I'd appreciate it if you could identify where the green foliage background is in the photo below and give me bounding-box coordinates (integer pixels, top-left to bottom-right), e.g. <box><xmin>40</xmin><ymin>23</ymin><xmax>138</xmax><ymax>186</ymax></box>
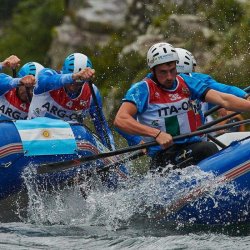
<box><xmin>0</xmin><ymin>0</ymin><xmax>64</xmax><ymax>64</ymax></box>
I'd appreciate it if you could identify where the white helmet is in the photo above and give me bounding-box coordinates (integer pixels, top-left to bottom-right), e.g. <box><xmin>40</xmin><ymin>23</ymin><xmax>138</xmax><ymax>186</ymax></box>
<box><xmin>147</xmin><ymin>42</ymin><xmax>179</xmax><ymax>69</ymax></box>
<box><xmin>191</xmin><ymin>54</ymin><xmax>197</xmax><ymax>66</ymax></box>
<box><xmin>176</xmin><ymin>48</ymin><xmax>194</xmax><ymax>73</ymax></box>
<box><xmin>62</xmin><ymin>53</ymin><xmax>92</xmax><ymax>74</ymax></box>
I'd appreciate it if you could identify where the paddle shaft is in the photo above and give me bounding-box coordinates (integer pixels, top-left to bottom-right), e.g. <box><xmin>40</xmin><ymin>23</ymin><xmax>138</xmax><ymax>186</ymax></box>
<box><xmin>88</xmin><ymin>80</ymin><xmax>113</xmax><ymax>150</ymax></box>
<box><xmin>12</xmin><ymin>68</ymin><xmax>17</xmax><ymax>77</ymax></box>
<box><xmin>98</xmin><ymin>150</ymin><xmax>145</xmax><ymax>173</ymax></box>
<box><xmin>207</xmin><ymin>134</ymin><xmax>226</xmax><ymax>148</ymax></box>
<box><xmin>198</xmin><ymin>99</ymin><xmax>248</xmax><ymax>149</ymax></box>
<box><xmin>38</xmin><ymin>150</ymin><xmax>145</xmax><ymax>174</ymax></box>
<box><xmin>198</xmin><ymin>111</ymin><xmax>242</xmax><ymax>130</ymax></box>
<box><xmin>37</xmin><ymin>118</ymin><xmax>250</xmax><ymax>172</ymax></box>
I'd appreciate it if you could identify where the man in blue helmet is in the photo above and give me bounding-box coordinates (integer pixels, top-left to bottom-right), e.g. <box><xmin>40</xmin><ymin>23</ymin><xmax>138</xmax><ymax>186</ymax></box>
<box><xmin>28</xmin><ymin>53</ymin><xmax>115</xmax><ymax>150</ymax></box>
<box><xmin>114</xmin><ymin>42</ymin><xmax>250</xmax><ymax>169</ymax></box>
<box><xmin>0</xmin><ymin>62</ymin><xmax>44</xmax><ymax>120</ymax></box>
<box><xmin>0</xmin><ymin>55</ymin><xmax>20</xmax><ymax>71</ymax></box>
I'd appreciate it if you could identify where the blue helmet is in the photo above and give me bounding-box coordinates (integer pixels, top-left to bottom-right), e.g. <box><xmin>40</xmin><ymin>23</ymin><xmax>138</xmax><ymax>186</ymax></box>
<box><xmin>62</xmin><ymin>53</ymin><xmax>93</xmax><ymax>74</ymax></box>
<box><xmin>18</xmin><ymin>62</ymin><xmax>44</xmax><ymax>79</ymax></box>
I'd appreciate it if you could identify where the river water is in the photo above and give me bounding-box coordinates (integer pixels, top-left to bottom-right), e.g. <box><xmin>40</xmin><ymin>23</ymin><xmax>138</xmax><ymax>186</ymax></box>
<box><xmin>0</xmin><ymin>165</ymin><xmax>249</xmax><ymax>250</ymax></box>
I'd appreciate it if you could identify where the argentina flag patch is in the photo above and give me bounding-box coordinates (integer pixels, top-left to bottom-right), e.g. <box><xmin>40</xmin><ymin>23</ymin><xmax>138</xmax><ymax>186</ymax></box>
<box><xmin>15</xmin><ymin>117</ymin><xmax>77</xmax><ymax>156</ymax></box>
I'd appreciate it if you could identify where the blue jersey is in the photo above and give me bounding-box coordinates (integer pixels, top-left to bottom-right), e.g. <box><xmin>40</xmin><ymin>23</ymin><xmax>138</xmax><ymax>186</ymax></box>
<box><xmin>191</xmin><ymin>72</ymin><xmax>247</xmax><ymax>110</ymax></box>
<box><xmin>0</xmin><ymin>73</ymin><xmax>20</xmax><ymax>95</ymax></box>
<box><xmin>119</xmin><ymin>72</ymin><xmax>248</xmax><ymax>150</ymax></box>
<box><xmin>31</xmin><ymin>68</ymin><xmax>116</xmax><ymax>150</ymax></box>
<box><xmin>191</xmin><ymin>72</ymin><xmax>246</xmax><ymax>98</ymax></box>
<box><xmin>118</xmin><ymin>73</ymin><xmax>210</xmax><ymax>156</ymax></box>
<box><xmin>0</xmin><ymin>74</ymin><xmax>29</xmax><ymax>120</ymax></box>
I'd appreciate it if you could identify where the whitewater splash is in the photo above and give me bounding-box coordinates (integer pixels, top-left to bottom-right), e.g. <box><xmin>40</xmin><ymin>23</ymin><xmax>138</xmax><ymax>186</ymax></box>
<box><xmin>20</xmin><ymin>163</ymin><xmax>248</xmax><ymax>229</ymax></box>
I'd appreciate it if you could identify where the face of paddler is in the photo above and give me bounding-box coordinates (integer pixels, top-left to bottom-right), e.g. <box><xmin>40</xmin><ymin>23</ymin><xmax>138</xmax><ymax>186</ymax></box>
<box><xmin>17</xmin><ymin>85</ymin><xmax>33</xmax><ymax>103</ymax></box>
<box><xmin>153</xmin><ymin>61</ymin><xmax>177</xmax><ymax>88</ymax></box>
<box><xmin>65</xmin><ymin>81</ymin><xmax>84</xmax><ymax>94</ymax></box>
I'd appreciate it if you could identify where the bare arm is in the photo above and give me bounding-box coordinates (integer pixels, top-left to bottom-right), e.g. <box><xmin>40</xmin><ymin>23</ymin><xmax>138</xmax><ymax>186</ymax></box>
<box><xmin>114</xmin><ymin>102</ymin><xmax>173</xmax><ymax>148</ymax></box>
<box><xmin>72</xmin><ymin>67</ymin><xmax>95</xmax><ymax>82</ymax></box>
<box><xmin>19</xmin><ymin>75</ymin><xmax>36</xmax><ymax>87</ymax></box>
<box><xmin>1</xmin><ymin>55</ymin><xmax>20</xmax><ymax>69</ymax></box>
<box><xmin>205</xmin><ymin>89</ymin><xmax>250</xmax><ymax>112</ymax></box>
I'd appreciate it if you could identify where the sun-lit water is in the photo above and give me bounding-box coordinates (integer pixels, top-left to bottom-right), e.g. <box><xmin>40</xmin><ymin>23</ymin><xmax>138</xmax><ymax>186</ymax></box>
<box><xmin>0</xmin><ymin>163</ymin><xmax>249</xmax><ymax>249</ymax></box>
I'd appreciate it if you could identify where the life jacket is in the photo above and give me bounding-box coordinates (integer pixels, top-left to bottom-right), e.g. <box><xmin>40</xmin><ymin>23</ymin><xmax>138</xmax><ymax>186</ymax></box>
<box><xmin>0</xmin><ymin>88</ymin><xmax>29</xmax><ymax>120</ymax></box>
<box><xmin>138</xmin><ymin>76</ymin><xmax>198</xmax><ymax>142</ymax></box>
<box><xmin>28</xmin><ymin>83</ymin><xmax>92</xmax><ymax>121</ymax></box>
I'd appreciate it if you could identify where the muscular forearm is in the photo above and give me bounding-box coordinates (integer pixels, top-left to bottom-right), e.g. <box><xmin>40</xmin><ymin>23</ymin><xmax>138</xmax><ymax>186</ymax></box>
<box><xmin>205</xmin><ymin>90</ymin><xmax>250</xmax><ymax>112</ymax></box>
<box><xmin>223</xmin><ymin>94</ymin><xmax>250</xmax><ymax>112</ymax></box>
<box><xmin>114</xmin><ymin>113</ymin><xmax>160</xmax><ymax>138</ymax></box>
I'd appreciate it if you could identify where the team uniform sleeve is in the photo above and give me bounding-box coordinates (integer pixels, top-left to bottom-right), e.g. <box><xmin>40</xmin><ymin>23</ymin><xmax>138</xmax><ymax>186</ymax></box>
<box><xmin>116</xmin><ymin>81</ymin><xmax>148</xmax><ymax>147</ymax></box>
<box><xmin>0</xmin><ymin>73</ymin><xmax>21</xmax><ymax>96</ymax></box>
<box><xmin>0</xmin><ymin>64</ymin><xmax>2</xmax><ymax>71</ymax></box>
<box><xmin>34</xmin><ymin>68</ymin><xmax>74</xmax><ymax>94</ymax></box>
<box><xmin>122</xmin><ymin>81</ymin><xmax>149</xmax><ymax>113</ymax></box>
<box><xmin>179</xmin><ymin>73</ymin><xmax>210</xmax><ymax>101</ymax></box>
<box><xmin>192</xmin><ymin>72</ymin><xmax>247</xmax><ymax>98</ymax></box>
<box><xmin>89</xmin><ymin>84</ymin><xmax>116</xmax><ymax>150</ymax></box>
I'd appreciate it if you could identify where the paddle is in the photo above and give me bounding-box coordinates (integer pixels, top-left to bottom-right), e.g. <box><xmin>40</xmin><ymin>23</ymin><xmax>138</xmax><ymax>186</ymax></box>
<box><xmin>197</xmin><ymin>111</ymin><xmax>243</xmax><ymax>149</ymax></box>
<box><xmin>207</xmin><ymin>134</ymin><xmax>226</xmax><ymax>148</ymax></box>
<box><xmin>204</xmin><ymin>86</ymin><xmax>250</xmax><ymax>117</ymax></box>
<box><xmin>12</xmin><ymin>68</ymin><xmax>17</xmax><ymax>77</ymax></box>
<box><xmin>88</xmin><ymin>80</ymin><xmax>113</xmax><ymax>150</ymax></box>
<box><xmin>97</xmin><ymin>150</ymin><xmax>145</xmax><ymax>173</ymax></box>
<box><xmin>199</xmin><ymin>95</ymin><xmax>250</xmax><ymax>148</ymax></box>
<box><xmin>199</xmin><ymin>110</ymin><xmax>245</xmax><ymax>130</ymax></box>
<box><xmin>37</xmin><ymin>118</ymin><xmax>250</xmax><ymax>174</ymax></box>
<box><xmin>41</xmin><ymin>150</ymin><xmax>145</xmax><ymax>175</ymax></box>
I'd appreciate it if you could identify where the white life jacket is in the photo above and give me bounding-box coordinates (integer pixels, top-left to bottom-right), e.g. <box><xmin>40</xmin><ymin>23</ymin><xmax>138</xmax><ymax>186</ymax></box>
<box><xmin>28</xmin><ymin>83</ymin><xmax>92</xmax><ymax>121</ymax></box>
<box><xmin>0</xmin><ymin>88</ymin><xmax>29</xmax><ymax>120</ymax></box>
<box><xmin>138</xmin><ymin>76</ymin><xmax>199</xmax><ymax>142</ymax></box>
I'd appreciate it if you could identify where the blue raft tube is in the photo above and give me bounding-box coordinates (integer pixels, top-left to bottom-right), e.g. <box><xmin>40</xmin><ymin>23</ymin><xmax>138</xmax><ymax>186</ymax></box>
<box><xmin>0</xmin><ymin>117</ymin><xmax>128</xmax><ymax>200</ymax></box>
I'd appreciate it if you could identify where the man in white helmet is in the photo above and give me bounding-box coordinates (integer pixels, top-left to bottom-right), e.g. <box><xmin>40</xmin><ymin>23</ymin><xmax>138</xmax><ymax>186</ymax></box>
<box><xmin>177</xmin><ymin>48</ymin><xmax>248</xmax><ymax>101</ymax></box>
<box><xmin>176</xmin><ymin>48</ymin><xmax>248</xmax><ymax>131</ymax></box>
<box><xmin>0</xmin><ymin>61</ymin><xmax>43</xmax><ymax>120</ymax></box>
<box><xmin>114</xmin><ymin>42</ymin><xmax>250</xmax><ymax>169</ymax></box>
<box><xmin>28</xmin><ymin>53</ymin><xmax>115</xmax><ymax>150</ymax></box>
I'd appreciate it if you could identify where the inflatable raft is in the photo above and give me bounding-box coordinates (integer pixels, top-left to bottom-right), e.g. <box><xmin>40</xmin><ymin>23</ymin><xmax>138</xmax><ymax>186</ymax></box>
<box><xmin>0</xmin><ymin>117</ymin><xmax>127</xmax><ymax>200</ymax></box>
<box><xmin>148</xmin><ymin>135</ymin><xmax>250</xmax><ymax>225</ymax></box>
<box><xmin>0</xmin><ymin>117</ymin><xmax>249</xmax><ymax>225</ymax></box>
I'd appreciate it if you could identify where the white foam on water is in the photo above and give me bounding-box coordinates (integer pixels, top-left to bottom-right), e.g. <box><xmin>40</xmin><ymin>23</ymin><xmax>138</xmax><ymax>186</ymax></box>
<box><xmin>20</xmin><ymin>163</ymin><xmax>248</xmax><ymax>230</ymax></box>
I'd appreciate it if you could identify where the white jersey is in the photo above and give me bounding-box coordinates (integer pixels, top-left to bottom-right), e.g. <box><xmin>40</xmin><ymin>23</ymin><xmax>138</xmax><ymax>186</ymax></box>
<box><xmin>28</xmin><ymin>84</ymin><xmax>92</xmax><ymax>121</ymax></box>
<box><xmin>0</xmin><ymin>88</ymin><xmax>29</xmax><ymax>120</ymax></box>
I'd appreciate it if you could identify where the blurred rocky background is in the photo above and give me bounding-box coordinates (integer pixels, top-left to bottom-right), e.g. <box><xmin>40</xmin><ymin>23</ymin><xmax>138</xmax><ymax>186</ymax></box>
<box><xmin>0</xmin><ymin>0</ymin><xmax>249</xmax><ymax>123</ymax></box>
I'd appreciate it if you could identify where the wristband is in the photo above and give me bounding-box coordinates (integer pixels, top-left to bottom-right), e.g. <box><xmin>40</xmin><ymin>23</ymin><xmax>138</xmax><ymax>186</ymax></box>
<box><xmin>154</xmin><ymin>130</ymin><xmax>161</xmax><ymax>139</ymax></box>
